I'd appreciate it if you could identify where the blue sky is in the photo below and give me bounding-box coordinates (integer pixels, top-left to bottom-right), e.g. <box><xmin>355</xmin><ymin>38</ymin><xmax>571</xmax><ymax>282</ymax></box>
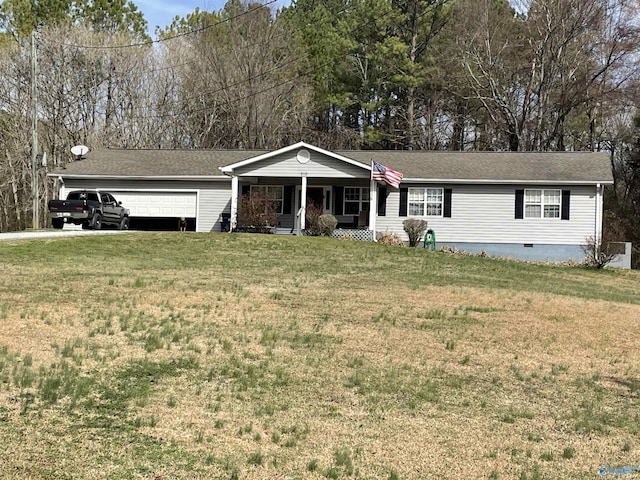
<box><xmin>135</xmin><ymin>0</ymin><xmax>292</xmax><ymax>35</ymax></box>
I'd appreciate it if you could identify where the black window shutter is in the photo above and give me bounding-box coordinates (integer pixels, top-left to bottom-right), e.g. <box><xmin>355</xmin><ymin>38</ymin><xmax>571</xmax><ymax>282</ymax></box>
<box><xmin>443</xmin><ymin>188</ymin><xmax>452</xmax><ymax>218</ymax></box>
<box><xmin>241</xmin><ymin>185</ymin><xmax>250</xmax><ymax>196</ymax></box>
<box><xmin>399</xmin><ymin>188</ymin><xmax>408</xmax><ymax>217</ymax></box>
<box><xmin>515</xmin><ymin>189</ymin><xmax>524</xmax><ymax>219</ymax></box>
<box><xmin>334</xmin><ymin>187</ymin><xmax>344</xmax><ymax>215</ymax></box>
<box><xmin>378</xmin><ymin>187</ymin><xmax>388</xmax><ymax>216</ymax></box>
<box><xmin>283</xmin><ymin>186</ymin><xmax>293</xmax><ymax>214</ymax></box>
<box><xmin>561</xmin><ymin>190</ymin><xmax>570</xmax><ymax>220</ymax></box>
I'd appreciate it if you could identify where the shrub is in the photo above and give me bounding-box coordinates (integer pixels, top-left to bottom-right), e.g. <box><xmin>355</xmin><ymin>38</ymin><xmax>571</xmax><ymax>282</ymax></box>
<box><xmin>303</xmin><ymin>204</ymin><xmax>324</xmax><ymax>235</ymax></box>
<box><xmin>316</xmin><ymin>214</ymin><xmax>338</xmax><ymax>236</ymax></box>
<box><xmin>581</xmin><ymin>235</ymin><xmax>616</xmax><ymax>269</ymax></box>
<box><xmin>403</xmin><ymin>218</ymin><xmax>428</xmax><ymax>247</ymax></box>
<box><xmin>378</xmin><ymin>231</ymin><xmax>404</xmax><ymax>246</ymax></box>
<box><xmin>238</xmin><ymin>192</ymin><xmax>277</xmax><ymax>232</ymax></box>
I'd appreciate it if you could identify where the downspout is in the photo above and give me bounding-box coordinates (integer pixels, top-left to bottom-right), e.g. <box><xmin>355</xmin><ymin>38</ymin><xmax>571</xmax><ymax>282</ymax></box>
<box><xmin>595</xmin><ymin>183</ymin><xmax>602</xmax><ymax>249</ymax></box>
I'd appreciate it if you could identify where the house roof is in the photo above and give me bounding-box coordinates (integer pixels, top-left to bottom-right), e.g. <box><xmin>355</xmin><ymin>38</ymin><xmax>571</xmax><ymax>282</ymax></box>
<box><xmin>51</xmin><ymin>149</ymin><xmax>262</xmax><ymax>178</ymax></box>
<box><xmin>50</xmin><ymin>146</ymin><xmax>613</xmax><ymax>184</ymax></box>
<box><xmin>340</xmin><ymin>150</ymin><xmax>613</xmax><ymax>183</ymax></box>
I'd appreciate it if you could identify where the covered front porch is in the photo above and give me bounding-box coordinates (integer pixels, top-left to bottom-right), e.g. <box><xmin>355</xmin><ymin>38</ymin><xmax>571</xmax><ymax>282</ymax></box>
<box><xmin>219</xmin><ymin>143</ymin><xmax>382</xmax><ymax>239</ymax></box>
<box><xmin>232</xmin><ymin>177</ymin><xmax>379</xmax><ymax>236</ymax></box>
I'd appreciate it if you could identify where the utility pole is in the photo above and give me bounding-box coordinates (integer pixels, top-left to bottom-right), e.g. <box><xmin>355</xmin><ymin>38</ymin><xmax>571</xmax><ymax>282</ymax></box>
<box><xmin>31</xmin><ymin>29</ymin><xmax>39</xmax><ymax>230</ymax></box>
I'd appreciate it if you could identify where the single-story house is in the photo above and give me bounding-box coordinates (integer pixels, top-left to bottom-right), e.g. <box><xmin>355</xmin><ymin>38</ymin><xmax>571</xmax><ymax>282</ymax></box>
<box><xmin>48</xmin><ymin>141</ymin><xmax>613</xmax><ymax>263</ymax></box>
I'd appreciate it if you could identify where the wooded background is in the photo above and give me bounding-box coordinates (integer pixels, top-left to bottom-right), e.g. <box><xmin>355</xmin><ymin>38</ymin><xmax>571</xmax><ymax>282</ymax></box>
<box><xmin>1</xmin><ymin>0</ymin><xmax>639</xmax><ymax>262</ymax></box>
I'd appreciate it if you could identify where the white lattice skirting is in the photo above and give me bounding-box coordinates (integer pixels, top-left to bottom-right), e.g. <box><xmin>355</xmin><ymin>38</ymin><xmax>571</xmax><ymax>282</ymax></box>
<box><xmin>331</xmin><ymin>228</ymin><xmax>374</xmax><ymax>241</ymax></box>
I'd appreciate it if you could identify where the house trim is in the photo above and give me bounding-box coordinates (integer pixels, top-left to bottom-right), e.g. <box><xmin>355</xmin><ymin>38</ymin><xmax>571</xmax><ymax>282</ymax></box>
<box><xmin>402</xmin><ymin>178</ymin><xmax>612</xmax><ymax>185</ymax></box>
<box><xmin>51</xmin><ymin>175</ymin><xmax>229</xmax><ymax>181</ymax></box>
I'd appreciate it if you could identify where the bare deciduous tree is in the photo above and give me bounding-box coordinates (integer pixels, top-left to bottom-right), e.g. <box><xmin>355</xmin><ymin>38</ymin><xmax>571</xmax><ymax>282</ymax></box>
<box><xmin>453</xmin><ymin>0</ymin><xmax>640</xmax><ymax>151</ymax></box>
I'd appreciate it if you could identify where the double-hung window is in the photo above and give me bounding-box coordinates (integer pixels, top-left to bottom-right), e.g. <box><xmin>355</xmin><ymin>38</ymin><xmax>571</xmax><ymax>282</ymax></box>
<box><xmin>250</xmin><ymin>185</ymin><xmax>284</xmax><ymax>214</ymax></box>
<box><xmin>408</xmin><ymin>188</ymin><xmax>443</xmax><ymax>216</ymax></box>
<box><xmin>525</xmin><ymin>189</ymin><xmax>561</xmax><ymax>218</ymax></box>
<box><xmin>344</xmin><ymin>187</ymin><xmax>369</xmax><ymax>215</ymax></box>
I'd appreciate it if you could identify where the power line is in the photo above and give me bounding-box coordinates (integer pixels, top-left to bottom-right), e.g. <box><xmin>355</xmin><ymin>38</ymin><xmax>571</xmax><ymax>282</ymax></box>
<box><xmin>87</xmin><ymin>60</ymin><xmax>328</xmax><ymax>122</ymax></box>
<box><xmin>47</xmin><ymin>23</ymin><xmax>302</xmax><ymax>82</ymax></box>
<box><xmin>47</xmin><ymin>0</ymin><xmax>279</xmax><ymax>50</ymax></box>
<box><xmin>33</xmin><ymin>2</ymin><xmax>350</xmax><ymax>125</ymax></box>
<box><xmin>38</xmin><ymin>1</ymin><xmax>348</xmax><ymax>87</ymax></box>
<box><xmin>35</xmin><ymin>0</ymin><xmax>303</xmax><ymax>91</ymax></box>
<box><xmin>35</xmin><ymin>4</ymin><xmax>351</xmax><ymax>119</ymax></box>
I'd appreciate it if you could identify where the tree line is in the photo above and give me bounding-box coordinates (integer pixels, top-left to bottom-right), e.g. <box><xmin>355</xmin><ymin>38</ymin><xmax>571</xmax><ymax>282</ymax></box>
<box><xmin>0</xmin><ymin>0</ymin><xmax>639</xmax><ymax>265</ymax></box>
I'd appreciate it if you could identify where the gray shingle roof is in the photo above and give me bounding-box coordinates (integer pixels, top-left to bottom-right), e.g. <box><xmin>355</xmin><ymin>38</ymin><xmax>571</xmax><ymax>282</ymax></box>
<box><xmin>53</xmin><ymin>149</ymin><xmax>265</xmax><ymax>177</ymax></box>
<box><xmin>340</xmin><ymin>151</ymin><xmax>612</xmax><ymax>183</ymax></box>
<box><xmin>50</xmin><ymin>148</ymin><xmax>612</xmax><ymax>184</ymax></box>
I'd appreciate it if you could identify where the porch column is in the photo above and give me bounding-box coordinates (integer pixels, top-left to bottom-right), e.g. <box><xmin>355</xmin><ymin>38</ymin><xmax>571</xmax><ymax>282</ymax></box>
<box><xmin>369</xmin><ymin>178</ymin><xmax>377</xmax><ymax>241</ymax></box>
<box><xmin>595</xmin><ymin>183</ymin><xmax>603</xmax><ymax>248</ymax></box>
<box><xmin>230</xmin><ymin>175</ymin><xmax>239</xmax><ymax>231</ymax></box>
<box><xmin>300</xmin><ymin>173</ymin><xmax>308</xmax><ymax>231</ymax></box>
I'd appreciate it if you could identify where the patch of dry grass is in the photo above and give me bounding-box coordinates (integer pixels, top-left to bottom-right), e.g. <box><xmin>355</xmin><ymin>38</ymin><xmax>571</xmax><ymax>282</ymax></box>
<box><xmin>0</xmin><ymin>232</ymin><xmax>639</xmax><ymax>479</ymax></box>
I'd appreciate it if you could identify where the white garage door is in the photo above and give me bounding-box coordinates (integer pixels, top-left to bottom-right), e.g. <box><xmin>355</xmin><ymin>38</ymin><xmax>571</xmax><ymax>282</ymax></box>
<box><xmin>111</xmin><ymin>191</ymin><xmax>197</xmax><ymax>217</ymax></box>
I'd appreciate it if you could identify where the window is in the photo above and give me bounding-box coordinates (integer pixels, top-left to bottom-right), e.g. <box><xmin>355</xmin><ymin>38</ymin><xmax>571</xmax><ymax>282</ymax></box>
<box><xmin>408</xmin><ymin>188</ymin><xmax>443</xmax><ymax>216</ymax></box>
<box><xmin>525</xmin><ymin>189</ymin><xmax>561</xmax><ymax>218</ymax></box>
<box><xmin>250</xmin><ymin>185</ymin><xmax>284</xmax><ymax>214</ymax></box>
<box><xmin>344</xmin><ymin>187</ymin><xmax>369</xmax><ymax>215</ymax></box>
<box><xmin>68</xmin><ymin>191</ymin><xmax>99</xmax><ymax>202</ymax></box>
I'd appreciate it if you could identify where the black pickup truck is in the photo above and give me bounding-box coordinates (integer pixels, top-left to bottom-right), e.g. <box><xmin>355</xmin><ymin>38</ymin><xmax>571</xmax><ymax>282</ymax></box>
<box><xmin>48</xmin><ymin>190</ymin><xmax>130</xmax><ymax>230</ymax></box>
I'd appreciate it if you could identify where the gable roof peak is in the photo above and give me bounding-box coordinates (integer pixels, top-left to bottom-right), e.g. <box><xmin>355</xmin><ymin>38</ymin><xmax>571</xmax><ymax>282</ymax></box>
<box><xmin>219</xmin><ymin>142</ymin><xmax>370</xmax><ymax>173</ymax></box>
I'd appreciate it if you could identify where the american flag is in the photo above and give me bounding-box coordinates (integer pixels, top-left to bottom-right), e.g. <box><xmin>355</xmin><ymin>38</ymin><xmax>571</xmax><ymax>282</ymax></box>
<box><xmin>371</xmin><ymin>160</ymin><xmax>403</xmax><ymax>189</ymax></box>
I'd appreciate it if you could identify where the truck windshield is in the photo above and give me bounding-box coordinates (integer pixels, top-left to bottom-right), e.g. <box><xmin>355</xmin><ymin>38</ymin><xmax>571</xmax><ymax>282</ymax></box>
<box><xmin>67</xmin><ymin>192</ymin><xmax>99</xmax><ymax>202</ymax></box>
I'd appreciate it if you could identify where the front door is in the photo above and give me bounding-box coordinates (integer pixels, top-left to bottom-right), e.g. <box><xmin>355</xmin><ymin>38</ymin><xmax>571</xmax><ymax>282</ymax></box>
<box><xmin>307</xmin><ymin>187</ymin><xmax>323</xmax><ymax>211</ymax></box>
<box><xmin>296</xmin><ymin>186</ymin><xmax>332</xmax><ymax>214</ymax></box>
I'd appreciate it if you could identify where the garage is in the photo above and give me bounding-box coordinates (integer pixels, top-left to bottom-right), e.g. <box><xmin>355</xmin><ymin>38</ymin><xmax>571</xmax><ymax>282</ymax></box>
<box><xmin>110</xmin><ymin>191</ymin><xmax>198</xmax><ymax>231</ymax></box>
<box><xmin>49</xmin><ymin>149</ymin><xmax>249</xmax><ymax>233</ymax></box>
<box><xmin>110</xmin><ymin>191</ymin><xmax>197</xmax><ymax>217</ymax></box>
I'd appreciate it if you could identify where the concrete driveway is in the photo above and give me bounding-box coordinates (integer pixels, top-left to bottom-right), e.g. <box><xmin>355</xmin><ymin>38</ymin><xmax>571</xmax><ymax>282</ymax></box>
<box><xmin>0</xmin><ymin>228</ymin><xmax>127</xmax><ymax>241</ymax></box>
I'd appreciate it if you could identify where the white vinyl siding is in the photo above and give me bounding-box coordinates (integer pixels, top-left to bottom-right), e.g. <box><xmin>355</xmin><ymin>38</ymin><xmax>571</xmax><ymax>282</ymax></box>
<box><xmin>197</xmin><ymin>184</ymin><xmax>232</xmax><ymax>232</ymax></box>
<box><xmin>408</xmin><ymin>188</ymin><xmax>443</xmax><ymax>216</ymax></box>
<box><xmin>375</xmin><ymin>184</ymin><xmax>598</xmax><ymax>245</ymax></box>
<box><xmin>234</xmin><ymin>151</ymin><xmax>368</xmax><ymax>178</ymax></box>
<box><xmin>525</xmin><ymin>189</ymin><xmax>561</xmax><ymax>219</ymax></box>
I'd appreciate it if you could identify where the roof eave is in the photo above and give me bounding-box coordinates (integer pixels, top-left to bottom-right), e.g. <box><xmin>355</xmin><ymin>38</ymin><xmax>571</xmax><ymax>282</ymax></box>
<box><xmin>402</xmin><ymin>178</ymin><xmax>614</xmax><ymax>185</ymax></box>
<box><xmin>47</xmin><ymin>174</ymin><xmax>613</xmax><ymax>185</ymax></box>
<box><xmin>47</xmin><ymin>174</ymin><xmax>230</xmax><ymax>181</ymax></box>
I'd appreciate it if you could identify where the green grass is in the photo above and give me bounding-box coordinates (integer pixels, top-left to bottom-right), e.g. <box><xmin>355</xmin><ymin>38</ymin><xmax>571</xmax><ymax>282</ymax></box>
<box><xmin>0</xmin><ymin>232</ymin><xmax>639</xmax><ymax>479</ymax></box>
<box><xmin>2</xmin><ymin>233</ymin><xmax>638</xmax><ymax>303</ymax></box>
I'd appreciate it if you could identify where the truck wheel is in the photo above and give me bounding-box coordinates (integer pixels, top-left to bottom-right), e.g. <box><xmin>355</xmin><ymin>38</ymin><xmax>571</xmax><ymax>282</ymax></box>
<box><xmin>92</xmin><ymin>213</ymin><xmax>102</xmax><ymax>230</ymax></box>
<box><xmin>52</xmin><ymin>218</ymin><xmax>64</xmax><ymax>229</ymax></box>
<box><xmin>119</xmin><ymin>217</ymin><xmax>129</xmax><ymax>230</ymax></box>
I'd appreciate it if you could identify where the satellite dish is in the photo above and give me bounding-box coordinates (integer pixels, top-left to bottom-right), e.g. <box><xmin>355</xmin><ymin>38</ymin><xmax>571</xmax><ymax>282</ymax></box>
<box><xmin>71</xmin><ymin>145</ymin><xmax>89</xmax><ymax>159</ymax></box>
